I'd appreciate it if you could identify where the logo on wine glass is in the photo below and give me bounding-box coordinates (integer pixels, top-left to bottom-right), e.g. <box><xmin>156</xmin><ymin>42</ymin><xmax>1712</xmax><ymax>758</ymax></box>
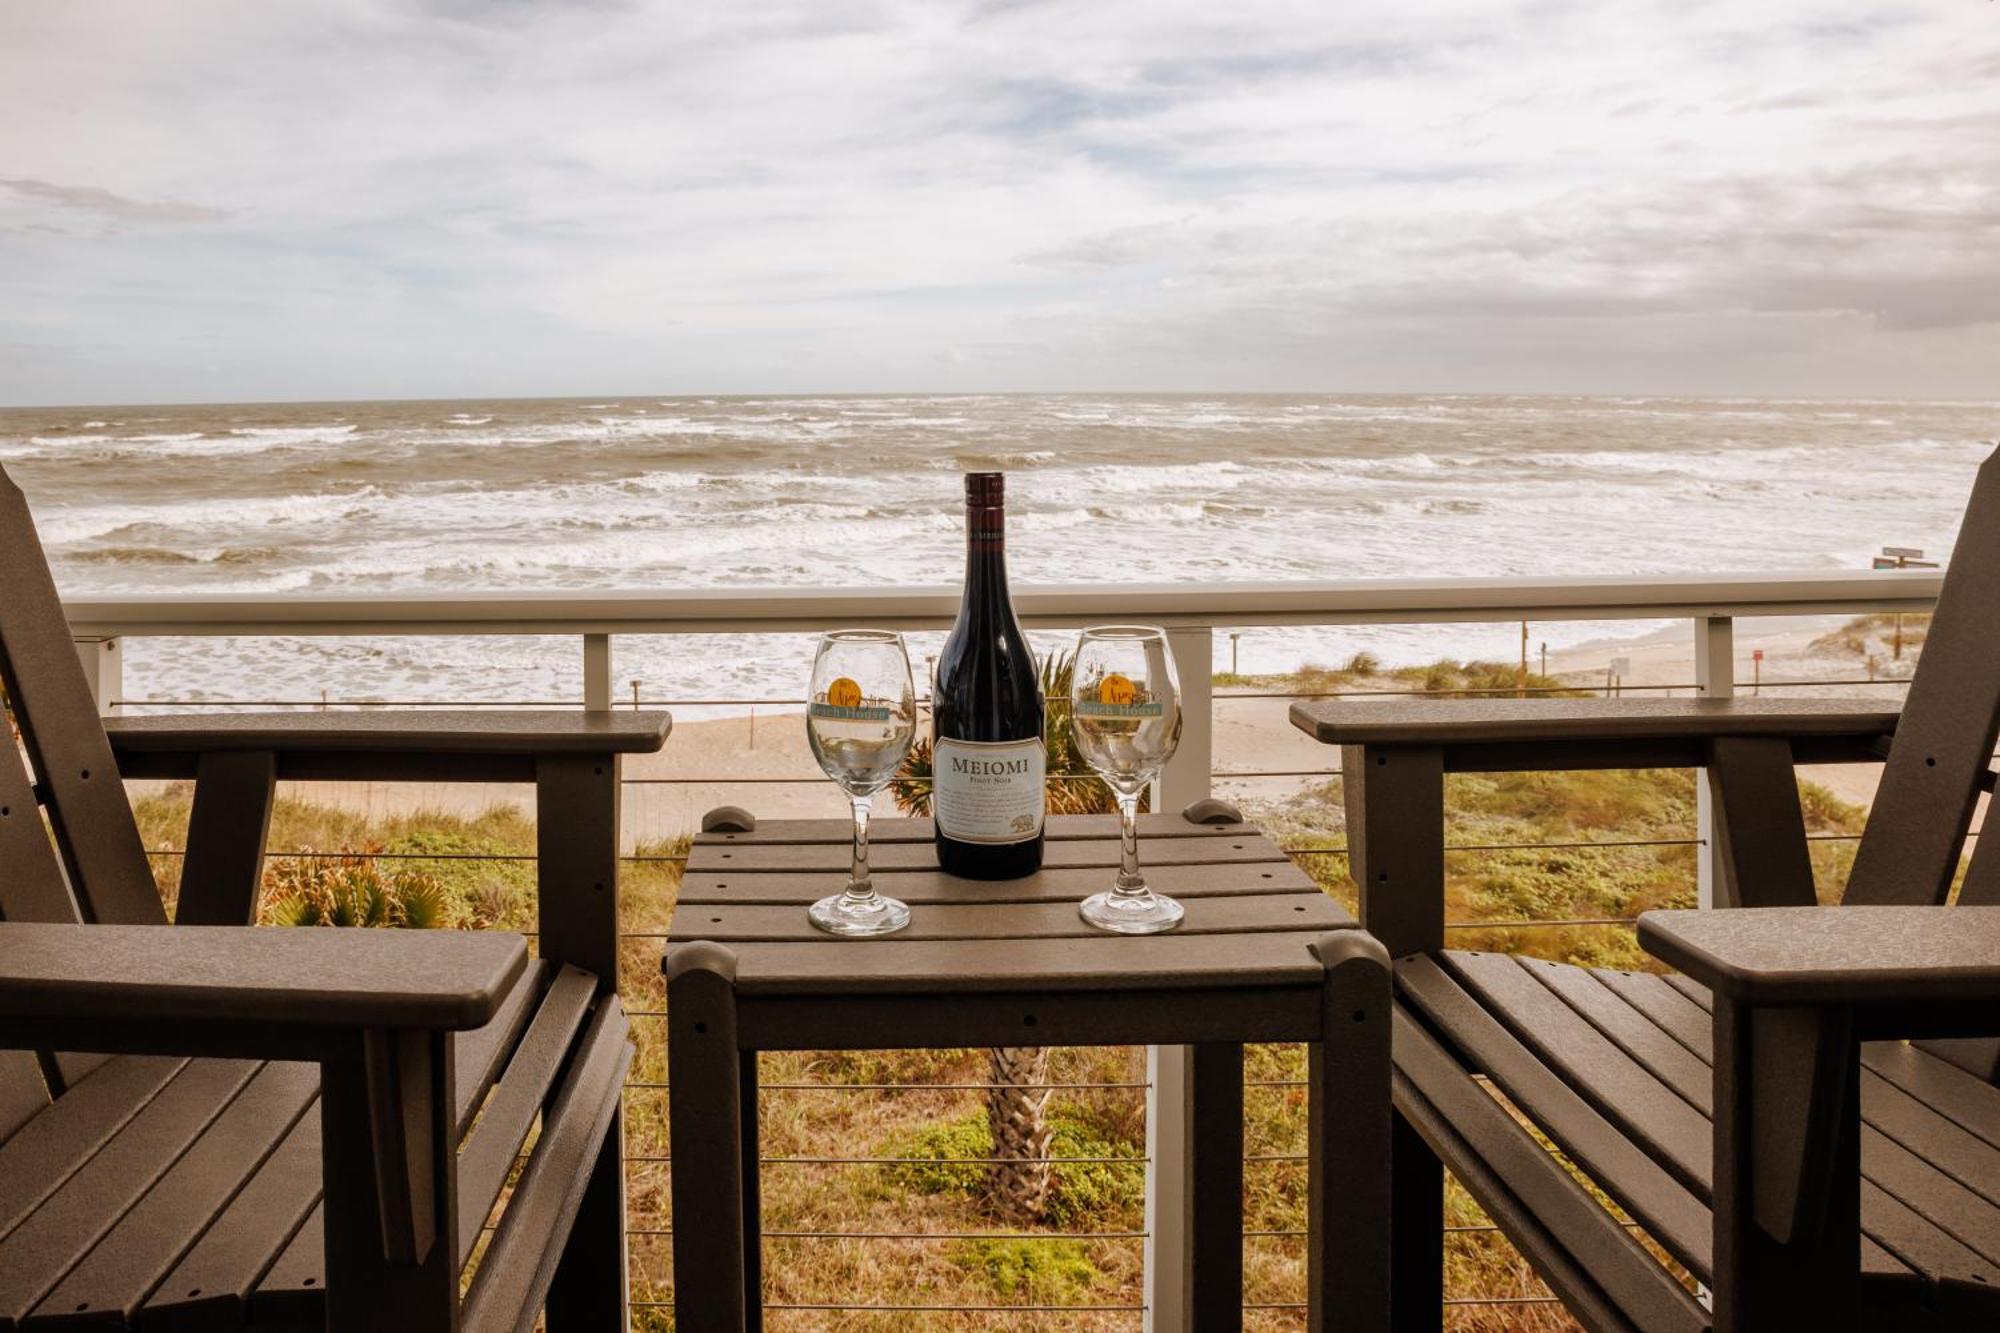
<box><xmin>811</xmin><ymin>674</ymin><xmax>892</xmax><ymax>721</ymax></box>
<box><xmin>1078</xmin><ymin>670</ymin><xmax>1163</xmax><ymax>718</ymax></box>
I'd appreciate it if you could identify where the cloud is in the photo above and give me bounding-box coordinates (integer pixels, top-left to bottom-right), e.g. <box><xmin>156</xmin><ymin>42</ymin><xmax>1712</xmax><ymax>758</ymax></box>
<box><xmin>0</xmin><ymin>178</ymin><xmax>227</xmax><ymax>223</ymax></box>
<box><xmin>0</xmin><ymin>0</ymin><xmax>1996</xmax><ymax>403</ymax></box>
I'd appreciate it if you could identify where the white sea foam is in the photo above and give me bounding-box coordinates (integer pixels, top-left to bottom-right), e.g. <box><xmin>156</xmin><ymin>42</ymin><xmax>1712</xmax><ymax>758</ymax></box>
<box><xmin>1</xmin><ymin>393</ymin><xmax>1987</xmax><ymax>705</ymax></box>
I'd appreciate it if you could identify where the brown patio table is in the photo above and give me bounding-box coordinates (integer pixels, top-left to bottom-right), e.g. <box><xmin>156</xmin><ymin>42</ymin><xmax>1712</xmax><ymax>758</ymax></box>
<box><xmin>662</xmin><ymin>805</ymin><xmax>1393</xmax><ymax>1330</ymax></box>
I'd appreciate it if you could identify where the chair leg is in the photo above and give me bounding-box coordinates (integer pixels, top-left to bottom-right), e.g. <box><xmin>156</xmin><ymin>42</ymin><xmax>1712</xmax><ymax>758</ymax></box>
<box><xmin>1388</xmin><ymin>1113</ymin><xmax>1444</xmax><ymax>1332</ymax></box>
<box><xmin>667</xmin><ymin>943</ymin><xmax>748</xmax><ymax>1332</ymax></box>
<box><xmin>320</xmin><ymin>1032</ymin><xmax>459</xmax><ymax>1328</ymax></box>
<box><xmin>544</xmin><ymin>1102</ymin><xmax>630</xmax><ymax>1330</ymax></box>
<box><xmin>1309</xmin><ymin>932</ymin><xmax>1394</xmax><ymax>1333</ymax></box>
<box><xmin>1712</xmin><ymin>996</ymin><xmax>1861</xmax><ymax>1333</ymax></box>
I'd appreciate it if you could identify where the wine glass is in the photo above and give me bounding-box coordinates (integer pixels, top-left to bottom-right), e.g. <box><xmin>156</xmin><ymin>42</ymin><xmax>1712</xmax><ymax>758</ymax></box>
<box><xmin>1070</xmin><ymin>626</ymin><xmax>1185</xmax><ymax>934</ymax></box>
<box><xmin>805</xmin><ymin>629</ymin><xmax>917</xmax><ymax>936</ymax></box>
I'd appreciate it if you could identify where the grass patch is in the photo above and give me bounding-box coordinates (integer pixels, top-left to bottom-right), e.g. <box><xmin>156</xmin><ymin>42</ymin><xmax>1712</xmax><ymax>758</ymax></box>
<box><xmin>948</xmin><ymin>1237</ymin><xmax>1100</xmax><ymax>1303</ymax></box>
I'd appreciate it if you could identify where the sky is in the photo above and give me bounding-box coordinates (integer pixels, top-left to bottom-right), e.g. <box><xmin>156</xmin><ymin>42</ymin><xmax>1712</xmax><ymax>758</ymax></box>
<box><xmin>2</xmin><ymin>0</ymin><xmax>1998</xmax><ymax>405</ymax></box>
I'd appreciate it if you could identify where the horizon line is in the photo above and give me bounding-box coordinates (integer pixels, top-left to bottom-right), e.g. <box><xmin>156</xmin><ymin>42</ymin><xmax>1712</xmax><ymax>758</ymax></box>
<box><xmin>7</xmin><ymin>388</ymin><xmax>2000</xmax><ymax>413</ymax></box>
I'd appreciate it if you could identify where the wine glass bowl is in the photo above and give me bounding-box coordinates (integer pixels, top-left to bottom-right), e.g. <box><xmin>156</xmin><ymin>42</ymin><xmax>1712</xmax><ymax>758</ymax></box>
<box><xmin>1070</xmin><ymin>626</ymin><xmax>1186</xmax><ymax>934</ymax></box>
<box><xmin>805</xmin><ymin>629</ymin><xmax>916</xmax><ymax>936</ymax></box>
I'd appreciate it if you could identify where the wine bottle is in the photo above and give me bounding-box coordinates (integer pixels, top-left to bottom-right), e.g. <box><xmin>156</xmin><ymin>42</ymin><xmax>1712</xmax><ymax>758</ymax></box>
<box><xmin>933</xmin><ymin>472</ymin><xmax>1045</xmax><ymax>878</ymax></box>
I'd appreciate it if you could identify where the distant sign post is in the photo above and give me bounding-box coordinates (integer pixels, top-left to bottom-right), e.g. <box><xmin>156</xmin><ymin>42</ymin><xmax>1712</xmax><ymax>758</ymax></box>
<box><xmin>1752</xmin><ymin>647</ymin><xmax>1764</xmax><ymax>695</ymax></box>
<box><xmin>1608</xmin><ymin>655</ymin><xmax>1632</xmax><ymax>698</ymax></box>
<box><xmin>1873</xmin><ymin>546</ymin><xmax>1939</xmax><ymax>659</ymax></box>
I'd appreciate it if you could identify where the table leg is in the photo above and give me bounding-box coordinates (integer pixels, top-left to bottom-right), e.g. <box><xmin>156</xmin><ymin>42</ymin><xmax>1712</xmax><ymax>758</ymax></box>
<box><xmin>666</xmin><ymin>943</ymin><xmax>747</xmax><ymax>1331</ymax></box>
<box><xmin>1309</xmin><ymin>932</ymin><xmax>1394</xmax><ymax>1333</ymax></box>
<box><xmin>1186</xmin><ymin>1041</ymin><xmax>1244</xmax><ymax>1331</ymax></box>
<box><xmin>743</xmin><ymin>1050</ymin><xmax>763</xmax><ymax>1332</ymax></box>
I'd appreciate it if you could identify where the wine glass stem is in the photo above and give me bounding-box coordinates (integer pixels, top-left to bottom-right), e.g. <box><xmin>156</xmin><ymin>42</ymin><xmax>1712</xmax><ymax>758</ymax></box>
<box><xmin>1115</xmin><ymin>790</ymin><xmax>1147</xmax><ymax>896</ymax></box>
<box><xmin>844</xmin><ymin>793</ymin><xmax>876</xmax><ymax>904</ymax></box>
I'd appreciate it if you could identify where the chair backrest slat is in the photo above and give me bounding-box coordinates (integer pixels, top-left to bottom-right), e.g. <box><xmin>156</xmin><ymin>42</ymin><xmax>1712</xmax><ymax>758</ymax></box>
<box><xmin>1956</xmin><ymin>812</ymin><xmax>2000</xmax><ymax>908</ymax></box>
<box><xmin>0</xmin><ymin>1052</ymin><xmax>51</xmax><ymax>1146</ymax></box>
<box><xmin>0</xmin><ymin>746</ymin><xmax>66</xmax><ymax>1136</ymax></box>
<box><xmin>0</xmin><ymin>467</ymin><xmax>163</xmax><ymax>925</ymax></box>
<box><xmin>0</xmin><ymin>739</ymin><xmax>84</xmax><ymax>925</ymax></box>
<box><xmin>1845</xmin><ymin>447</ymin><xmax>2000</xmax><ymax>907</ymax></box>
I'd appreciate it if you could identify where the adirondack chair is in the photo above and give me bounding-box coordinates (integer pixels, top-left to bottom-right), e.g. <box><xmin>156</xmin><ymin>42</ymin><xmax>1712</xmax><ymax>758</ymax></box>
<box><xmin>0</xmin><ymin>463</ymin><xmax>669</xmax><ymax>1330</ymax></box>
<box><xmin>1291</xmin><ymin>447</ymin><xmax>2000</xmax><ymax>1332</ymax></box>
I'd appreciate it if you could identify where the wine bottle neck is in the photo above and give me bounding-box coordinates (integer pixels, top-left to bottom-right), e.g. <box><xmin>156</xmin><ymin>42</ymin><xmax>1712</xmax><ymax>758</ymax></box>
<box><xmin>962</xmin><ymin>503</ymin><xmax>1014</xmax><ymax>613</ymax></box>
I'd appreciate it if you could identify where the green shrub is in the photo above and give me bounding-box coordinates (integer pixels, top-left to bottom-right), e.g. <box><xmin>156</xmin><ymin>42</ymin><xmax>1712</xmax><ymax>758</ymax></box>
<box><xmin>948</xmin><ymin>1238</ymin><xmax>1099</xmax><ymax>1302</ymax></box>
<box><xmin>881</xmin><ymin>1113</ymin><xmax>991</xmax><ymax>1196</ymax></box>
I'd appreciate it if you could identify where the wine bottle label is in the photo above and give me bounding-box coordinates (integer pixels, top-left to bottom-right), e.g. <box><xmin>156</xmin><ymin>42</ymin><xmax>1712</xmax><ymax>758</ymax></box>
<box><xmin>933</xmin><ymin>737</ymin><xmax>1046</xmax><ymax>844</ymax></box>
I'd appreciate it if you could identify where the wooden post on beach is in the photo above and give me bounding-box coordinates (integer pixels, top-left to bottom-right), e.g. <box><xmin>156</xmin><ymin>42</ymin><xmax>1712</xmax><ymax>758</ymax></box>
<box><xmin>1874</xmin><ymin>547</ymin><xmax>1935</xmax><ymax>661</ymax></box>
<box><xmin>1517</xmin><ymin>621</ymin><xmax>1528</xmax><ymax>698</ymax></box>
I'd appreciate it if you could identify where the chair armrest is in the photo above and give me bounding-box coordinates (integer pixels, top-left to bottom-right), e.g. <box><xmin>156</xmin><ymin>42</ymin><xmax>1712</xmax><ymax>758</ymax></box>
<box><xmin>0</xmin><ymin>923</ymin><xmax>527</xmax><ymax>1058</ymax></box>
<box><xmin>106</xmin><ymin>709</ymin><xmax>671</xmax><ymax>755</ymax></box>
<box><xmin>1290</xmin><ymin>697</ymin><xmax>1896</xmax><ymax>748</ymax></box>
<box><xmin>1639</xmin><ymin>906</ymin><xmax>2000</xmax><ymax>1008</ymax></box>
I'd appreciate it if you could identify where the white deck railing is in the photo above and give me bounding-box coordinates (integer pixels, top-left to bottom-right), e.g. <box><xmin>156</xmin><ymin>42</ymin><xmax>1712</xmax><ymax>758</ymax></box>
<box><xmin>64</xmin><ymin>569</ymin><xmax>1942</xmax><ymax>1331</ymax></box>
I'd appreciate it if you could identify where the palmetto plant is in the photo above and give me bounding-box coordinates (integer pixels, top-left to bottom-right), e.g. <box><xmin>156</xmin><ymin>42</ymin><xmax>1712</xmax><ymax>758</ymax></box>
<box><xmin>889</xmin><ymin>647</ymin><xmax>1143</xmax><ymax>1222</ymax></box>
<box><xmin>261</xmin><ymin>850</ymin><xmax>453</xmax><ymax>930</ymax></box>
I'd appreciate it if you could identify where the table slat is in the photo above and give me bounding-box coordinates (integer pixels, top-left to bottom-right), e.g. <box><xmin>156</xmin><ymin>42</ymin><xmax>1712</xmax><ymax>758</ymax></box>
<box><xmin>679</xmin><ymin>859</ymin><xmax>1325</xmax><ymax>908</ymax></box>
<box><xmin>723</xmin><ymin>932</ymin><xmax>1329</xmax><ymax>994</ymax></box>
<box><xmin>674</xmin><ymin>892</ymin><xmax>1349</xmax><ymax>944</ymax></box>
<box><xmin>690</xmin><ymin>829</ymin><xmax>1285</xmax><ymax>875</ymax></box>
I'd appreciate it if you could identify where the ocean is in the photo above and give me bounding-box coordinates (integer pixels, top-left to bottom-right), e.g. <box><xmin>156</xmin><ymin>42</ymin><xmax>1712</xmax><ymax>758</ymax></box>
<box><xmin>0</xmin><ymin>394</ymin><xmax>1989</xmax><ymax>712</ymax></box>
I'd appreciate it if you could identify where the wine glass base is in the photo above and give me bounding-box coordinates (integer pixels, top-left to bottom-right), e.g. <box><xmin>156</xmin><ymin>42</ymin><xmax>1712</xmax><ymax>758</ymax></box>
<box><xmin>1079</xmin><ymin>890</ymin><xmax>1185</xmax><ymax>935</ymax></box>
<box><xmin>809</xmin><ymin>893</ymin><xmax>912</xmax><ymax>937</ymax></box>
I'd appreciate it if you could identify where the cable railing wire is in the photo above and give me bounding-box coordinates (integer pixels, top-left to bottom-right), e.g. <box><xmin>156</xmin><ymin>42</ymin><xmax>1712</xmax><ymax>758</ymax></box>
<box><xmin>109</xmin><ymin>669</ymin><xmax>1913</xmax><ymax>715</ymax></box>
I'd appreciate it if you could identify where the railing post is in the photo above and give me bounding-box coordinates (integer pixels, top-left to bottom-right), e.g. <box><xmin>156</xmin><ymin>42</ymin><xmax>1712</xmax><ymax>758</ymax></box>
<box><xmin>582</xmin><ymin>633</ymin><xmax>614</xmax><ymax>712</ymax></box>
<box><xmin>1147</xmin><ymin>626</ymin><xmax>1212</xmax><ymax>1333</ymax></box>
<box><xmin>1695</xmin><ymin>616</ymin><xmax>1735</xmax><ymax>910</ymax></box>
<box><xmin>73</xmin><ymin>637</ymin><xmax>122</xmax><ymax>715</ymax></box>
<box><xmin>1159</xmin><ymin>627</ymin><xmax>1213</xmax><ymax>810</ymax></box>
<box><xmin>1144</xmin><ymin>1043</ymin><xmax>1190</xmax><ymax>1333</ymax></box>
